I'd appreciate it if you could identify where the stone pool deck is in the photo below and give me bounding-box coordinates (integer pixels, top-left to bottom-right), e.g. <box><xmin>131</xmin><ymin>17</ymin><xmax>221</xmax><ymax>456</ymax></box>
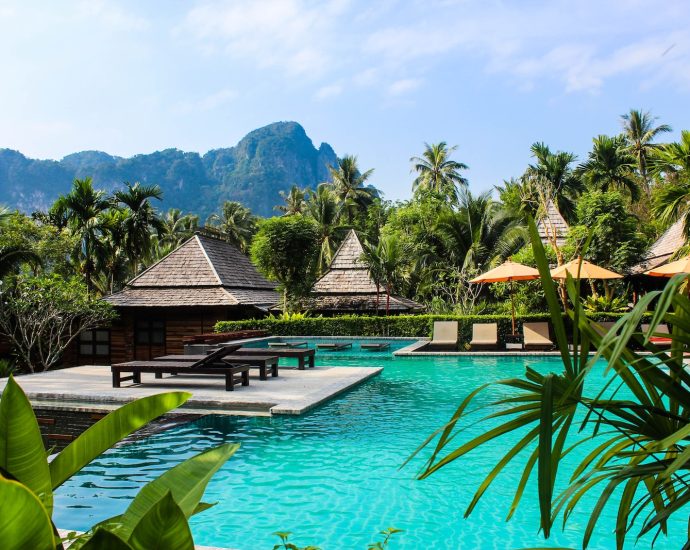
<box><xmin>1</xmin><ymin>365</ymin><xmax>382</xmax><ymax>416</ymax></box>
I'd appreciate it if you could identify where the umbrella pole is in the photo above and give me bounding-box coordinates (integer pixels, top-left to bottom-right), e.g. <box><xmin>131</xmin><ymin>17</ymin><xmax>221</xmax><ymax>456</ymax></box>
<box><xmin>511</xmin><ymin>278</ymin><xmax>516</xmax><ymax>335</ymax></box>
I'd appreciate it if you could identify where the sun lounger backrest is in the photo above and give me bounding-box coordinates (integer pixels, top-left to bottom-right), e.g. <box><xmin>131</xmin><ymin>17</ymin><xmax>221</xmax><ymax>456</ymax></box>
<box><xmin>432</xmin><ymin>321</ymin><xmax>458</xmax><ymax>343</ymax></box>
<box><xmin>641</xmin><ymin>323</ymin><xmax>670</xmax><ymax>336</ymax></box>
<box><xmin>197</xmin><ymin>344</ymin><xmax>242</xmax><ymax>367</ymax></box>
<box><xmin>591</xmin><ymin>321</ymin><xmax>615</xmax><ymax>337</ymax></box>
<box><xmin>523</xmin><ymin>322</ymin><xmax>550</xmax><ymax>343</ymax></box>
<box><xmin>472</xmin><ymin>323</ymin><xmax>497</xmax><ymax>342</ymax></box>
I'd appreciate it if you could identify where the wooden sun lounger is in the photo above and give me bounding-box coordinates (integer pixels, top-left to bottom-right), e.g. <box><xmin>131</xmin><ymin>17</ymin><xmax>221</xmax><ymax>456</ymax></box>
<box><xmin>111</xmin><ymin>361</ymin><xmax>250</xmax><ymax>391</ymax></box>
<box><xmin>641</xmin><ymin>324</ymin><xmax>673</xmax><ymax>347</ymax></box>
<box><xmin>234</xmin><ymin>347</ymin><xmax>315</xmax><ymax>370</ymax></box>
<box><xmin>267</xmin><ymin>341</ymin><xmax>308</xmax><ymax>348</ymax></box>
<box><xmin>429</xmin><ymin>321</ymin><xmax>459</xmax><ymax>350</ymax></box>
<box><xmin>470</xmin><ymin>323</ymin><xmax>498</xmax><ymax>351</ymax></box>
<box><xmin>523</xmin><ymin>322</ymin><xmax>554</xmax><ymax>351</ymax></box>
<box><xmin>155</xmin><ymin>354</ymin><xmax>279</xmax><ymax>380</ymax></box>
<box><xmin>361</xmin><ymin>342</ymin><xmax>391</xmax><ymax>351</ymax></box>
<box><xmin>591</xmin><ymin>321</ymin><xmax>616</xmax><ymax>338</ymax></box>
<box><xmin>316</xmin><ymin>342</ymin><xmax>353</xmax><ymax>351</ymax></box>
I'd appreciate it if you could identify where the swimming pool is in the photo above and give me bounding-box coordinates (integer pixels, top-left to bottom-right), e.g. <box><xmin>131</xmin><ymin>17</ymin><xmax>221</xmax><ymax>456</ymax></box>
<box><xmin>53</xmin><ymin>340</ymin><xmax>686</xmax><ymax>549</ymax></box>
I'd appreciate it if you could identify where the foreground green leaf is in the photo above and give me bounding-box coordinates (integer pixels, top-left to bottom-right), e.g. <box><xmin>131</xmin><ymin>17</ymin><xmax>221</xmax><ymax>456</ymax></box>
<box><xmin>0</xmin><ymin>375</ymin><xmax>53</xmax><ymax>513</ymax></box>
<box><xmin>0</xmin><ymin>475</ymin><xmax>55</xmax><ymax>550</ymax></box>
<box><xmin>127</xmin><ymin>491</ymin><xmax>194</xmax><ymax>550</ymax></box>
<box><xmin>50</xmin><ymin>391</ymin><xmax>191</xmax><ymax>488</ymax></box>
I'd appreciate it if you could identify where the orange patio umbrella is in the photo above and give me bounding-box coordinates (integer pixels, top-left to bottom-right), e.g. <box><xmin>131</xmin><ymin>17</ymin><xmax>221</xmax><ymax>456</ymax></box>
<box><xmin>470</xmin><ymin>260</ymin><xmax>540</xmax><ymax>335</ymax></box>
<box><xmin>550</xmin><ymin>257</ymin><xmax>623</xmax><ymax>280</ymax></box>
<box><xmin>645</xmin><ymin>256</ymin><xmax>690</xmax><ymax>277</ymax></box>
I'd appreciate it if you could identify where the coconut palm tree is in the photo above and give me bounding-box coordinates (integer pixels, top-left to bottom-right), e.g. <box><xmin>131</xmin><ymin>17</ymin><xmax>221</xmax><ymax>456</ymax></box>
<box><xmin>410</xmin><ymin>142</ymin><xmax>468</xmax><ymax>204</ymax></box>
<box><xmin>114</xmin><ymin>182</ymin><xmax>164</xmax><ymax>275</ymax></box>
<box><xmin>576</xmin><ymin>135</ymin><xmax>640</xmax><ymax>201</ymax></box>
<box><xmin>621</xmin><ymin>108</ymin><xmax>672</xmax><ymax>192</ymax></box>
<box><xmin>376</xmin><ymin>233</ymin><xmax>408</xmax><ymax>315</ymax></box>
<box><xmin>306</xmin><ymin>184</ymin><xmax>343</xmax><ymax>276</ymax></box>
<box><xmin>525</xmin><ymin>142</ymin><xmax>582</xmax><ymax>224</ymax></box>
<box><xmin>54</xmin><ymin>178</ymin><xmax>112</xmax><ymax>292</ymax></box>
<box><xmin>206</xmin><ymin>201</ymin><xmax>257</xmax><ymax>253</ymax></box>
<box><xmin>276</xmin><ymin>185</ymin><xmax>308</xmax><ymax>215</ymax></box>
<box><xmin>360</xmin><ymin>239</ymin><xmax>385</xmax><ymax>312</ymax></box>
<box><xmin>157</xmin><ymin>208</ymin><xmax>199</xmax><ymax>249</ymax></box>
<box><xmin>328</xmin><ymin>155</ymin><xmax>375</xmax><ymax>224</ymax></box>
<box><xmin>652</xmin><ymin>130</ymin><xmax>690</xmax><ymax>236</ymax></box>
<box><xmin>434</xmin><ymin>190</ymin><xmax>526</xmax><ymax>272</ymax></box>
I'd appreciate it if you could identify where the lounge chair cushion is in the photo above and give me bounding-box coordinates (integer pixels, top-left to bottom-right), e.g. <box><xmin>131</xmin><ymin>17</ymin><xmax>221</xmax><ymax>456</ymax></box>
<box><xmin>523</xmin><ymin>322</ymin><xmax>552</xmax><ymax>345</ymax></box>
<box><xmin>470</xmin><ymin>323</ymin><xmax>498</xmax><ymax>345</ymax></box>
<box><xmin>431</xmin><ymin>321</ymin><xmax>459</xmax><ymax>345</ymax></box>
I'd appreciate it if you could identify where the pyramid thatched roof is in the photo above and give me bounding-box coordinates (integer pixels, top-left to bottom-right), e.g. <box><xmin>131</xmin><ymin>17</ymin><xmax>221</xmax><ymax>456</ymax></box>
<box><xmin>630</xmin><ymin>219</ymin><xmax>687</xmax><ymax>275</ymax></box>
<box><xmin>303</xmin><ymin>230</ymin><xmax>423</xmax><ymax>313</ymax></box>
<box><xmin>537</xmin><ymin>201</ymin><xmax>569</xmax><ymax>247</ymax></box>
<box><xmin>105</xmin><ymin>234</ymin><xmax>278</xmax><ymax>309</ymax></box>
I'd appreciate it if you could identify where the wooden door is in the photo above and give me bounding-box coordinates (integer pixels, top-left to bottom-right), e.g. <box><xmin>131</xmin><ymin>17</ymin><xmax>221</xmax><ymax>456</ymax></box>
<box><xmin>133</xmin><ymin>319</ymin><xmax>166</xmax><ymax>360</ymax></box>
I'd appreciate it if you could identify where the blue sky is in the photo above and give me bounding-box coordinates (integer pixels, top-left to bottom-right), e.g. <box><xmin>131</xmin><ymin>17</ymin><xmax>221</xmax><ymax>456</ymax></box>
<box><xmin>1</xmin><ymin>0</ymin><xmax>689</xmax><ymax>201</ymax></box>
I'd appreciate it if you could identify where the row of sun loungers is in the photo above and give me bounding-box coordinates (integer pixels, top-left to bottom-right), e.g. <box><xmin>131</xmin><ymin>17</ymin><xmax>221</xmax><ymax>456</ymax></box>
<box><xmin>430</xmin><ymin>321</ymin><xmax>554</xmax><ymax>351</ymax></box>
<box><xmin>430</xmin><ymin>321</ymin><xmax>676</xmax><ymax>351</ymax></box>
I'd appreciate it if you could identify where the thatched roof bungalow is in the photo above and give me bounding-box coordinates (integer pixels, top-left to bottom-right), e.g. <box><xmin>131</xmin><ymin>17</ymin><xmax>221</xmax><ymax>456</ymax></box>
<box><xmin>537</xmin><ymin>200</ymin><xmax>569</xmax><ymax>248</ymax></box>
<box><xmin>73</xmin><ymin>233</ymin><xmax>278</xmax><ymax>365</ymax></box>
<box><xmin>630</xmin><ymin>219</ymin><xmax>686</xmax><ymax>275</ymax></box>
<box><xmin>301</xmin><ymin>230</ymin><xmax>423</xmax><ymax>314</ymax></box>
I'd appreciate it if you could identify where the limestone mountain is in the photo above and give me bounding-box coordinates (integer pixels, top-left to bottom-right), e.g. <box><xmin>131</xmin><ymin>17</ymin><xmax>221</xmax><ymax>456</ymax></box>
<box><xmin>0</xmin><ymin>121</ymin><xmax>339</xmax><ymax>218</ymax></box>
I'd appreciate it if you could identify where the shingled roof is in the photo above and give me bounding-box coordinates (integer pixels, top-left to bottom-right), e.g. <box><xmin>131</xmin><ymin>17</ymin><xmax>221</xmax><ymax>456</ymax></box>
<box><xmin>630</xmin><ymin>219</ymin><xmax>687</xmax><ymax>274</ymax></box>
<box><xmin>105</xmin><ymin>234</ymin><xmax>278</xmax><ymax>309</ymax></box>
<box><xmin>537</xmin><ymin>201</ymin><xmax>569</xmax><ymax>247</ymax></box>
<box><xmin>304</xmin><ymin>230</ymin><xmax>423</xmax><ymax>313</ymax></box>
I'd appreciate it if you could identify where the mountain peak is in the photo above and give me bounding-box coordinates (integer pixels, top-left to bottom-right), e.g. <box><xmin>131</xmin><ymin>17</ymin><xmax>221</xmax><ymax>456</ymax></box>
<box><xmin>0</xmin><ymin>123</ymin><xmax>340</xmax><ymax>218</ymax></box>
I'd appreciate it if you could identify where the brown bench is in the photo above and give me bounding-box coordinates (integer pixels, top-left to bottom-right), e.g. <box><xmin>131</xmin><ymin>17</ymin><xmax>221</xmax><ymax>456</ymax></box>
<box><xmin>235</xmin><ymin>347</ymin><xmax>315</xmax><ymax>370</ymax></box>
<box><xmin>111</xmin><ymin>361</ymin><xmax>250</xmax><ymax>391</ymax></box>
<box><xmin>155</xmin><ymin>354</ymin><xmax>279</xmax><ymax>380</ymax></box>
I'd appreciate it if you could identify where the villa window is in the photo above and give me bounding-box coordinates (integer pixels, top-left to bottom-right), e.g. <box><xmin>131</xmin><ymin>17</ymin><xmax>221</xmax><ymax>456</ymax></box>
<box><xmin>79</xmin><ymin>329</ymin><xmax>110</xmax><ymax>356</ymax></box>
<box><xmin>135</xmin><ymin>320</ymin><xmax>165</xmax><ymax>346</ymax></box>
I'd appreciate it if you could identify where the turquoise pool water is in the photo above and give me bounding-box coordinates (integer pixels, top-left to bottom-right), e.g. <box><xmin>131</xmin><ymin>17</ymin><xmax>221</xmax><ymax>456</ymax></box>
<box><xmin>54</xmin><ymin>340</ymin><xmax>686</xmax><ymax>549</ymax></box>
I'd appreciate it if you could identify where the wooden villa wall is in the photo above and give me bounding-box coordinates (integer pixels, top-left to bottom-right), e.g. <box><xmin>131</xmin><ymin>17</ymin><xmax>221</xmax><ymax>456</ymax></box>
<box><xmin>68</xmin><ymin>306</ymin><xmax>261</xmax><ymax>366</ymax></box>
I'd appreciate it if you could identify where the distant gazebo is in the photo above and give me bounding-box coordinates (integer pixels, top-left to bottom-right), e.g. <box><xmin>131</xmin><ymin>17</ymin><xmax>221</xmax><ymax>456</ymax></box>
<box><xmin>301</xmin><ymin>229</ymin><xmax>423</xmax><ymax>315</ymax></box>
<box><xmin>537</xmin><ymin>200</ymin><xmax>569</xmax><ymax>248</ymax></box>
<box><xmin>630</xmin><ymin>219</ymin><xmax>686</xmax><ymax>275</ymax></box>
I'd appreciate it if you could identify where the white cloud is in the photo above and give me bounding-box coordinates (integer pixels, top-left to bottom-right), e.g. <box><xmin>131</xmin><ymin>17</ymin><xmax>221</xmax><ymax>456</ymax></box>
<box><xmin>175</xmin><ymin>88</ymin><xmax>239</xmax><ymax>113</ymax></box>
<box><xmin>76</xmin><ymin>0</ymin><xmax>149</xmax><ymax>31</ymax></box>
<box><xmin>387</xmin><ymin>78</ymin><xmax>422</xmax><ymax>96</ymax></box>
<box><xmin>314</xmin><ymin>83</ymin><xmax>343</xmax><ymax>101</ymax></box>
<box><xmin>180</xmin><ymin>0</ymin><xmax>349</xmax><ymax>77</ymax></box>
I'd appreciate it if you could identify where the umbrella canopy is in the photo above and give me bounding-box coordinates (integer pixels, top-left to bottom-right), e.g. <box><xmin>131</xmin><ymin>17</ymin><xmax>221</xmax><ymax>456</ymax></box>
<box><xmin>470</xmin><ymin>260</ymin><xmax>540</xmax><ymax>335</ymax></box>
<box><xmin>550</xmin><ymin>258</ymin><xmax>623</xmax><ymax>280</ymax></box>
<box><xmin>469</xmin><ymin>261</ymin><xmax>540</xmax><ymax>283</ymax></box>
<box><xmin>645</xmin><ymin>256</ymin><xmax>690</xmax><ymax>277</ymax></box>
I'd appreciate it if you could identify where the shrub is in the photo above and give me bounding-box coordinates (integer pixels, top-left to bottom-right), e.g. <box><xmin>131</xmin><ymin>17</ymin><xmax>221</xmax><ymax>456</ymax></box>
<box><xmin>216</xmin><ymin>312</ymin><xmax>636</xmax><ymax>346</ymax></box>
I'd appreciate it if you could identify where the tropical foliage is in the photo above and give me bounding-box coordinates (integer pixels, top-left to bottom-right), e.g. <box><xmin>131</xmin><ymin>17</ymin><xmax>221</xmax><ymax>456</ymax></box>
<box><xmin>0</xmin><ymin>377</ymin><xmax>236</xmax><ymax>549</ymax></box>
<box><xmin>412</xmin><ymin>219</ymin><xmax>690</xmax><ymax>549</ymax></box>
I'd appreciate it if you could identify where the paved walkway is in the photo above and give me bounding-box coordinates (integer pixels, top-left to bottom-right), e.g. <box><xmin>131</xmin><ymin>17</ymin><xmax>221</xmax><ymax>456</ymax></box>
<box><xmin>2</xmin><ymin>365</ymin><xmax>382</xmax><ymax>415</ymax></box>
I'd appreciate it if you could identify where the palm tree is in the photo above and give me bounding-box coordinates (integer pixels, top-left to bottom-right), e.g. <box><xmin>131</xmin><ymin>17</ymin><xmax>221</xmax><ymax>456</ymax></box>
<box><xmin>328</xmin><ymin>155</ymin><xmax>375</xmax><ymax>224</ymax></box>
<box><xmin>206</xmin><ymin>201</ymin><xmax>257</xmax><ymax>253</ymax></box>
<box><xmin>652</xmin><ymin>130</ymin><xmax>690</xmax><ymax>236</ymax></box>
<box><xmin>621</xmin><ymin>108</ymin><xmax>671</xmax><ymax>192</ymax></box>
<box><xmin>576</xmin><ymin>135</ymin><xmax>640</xmax><ymax>200</ymax></box>
<box><xmin>377</xmin><ymin>233</ymin><xmax>408</xmax><ymax>315</ymax></box>
<box><xmin>276</xmin><ymin>185</ymin><xmax>308</xmax><ymax>215</ymax></box>
<box><xmin>434</xmin><ymin>190</ymin><xmax>526</xmax><ymax>272</ymax></box>
<box><xmin>157</xmin><ymin>208</ymin><xmax>199</xmax><ymax>249</ymax></box>
<box><xmin>360</xmin><ymin>238</ymin><xmax>386</xmax><ymax>312</ymax></box>
<box><xmin>526</xmin><ymin>142</ymin><xmax>582</xmax><ymax>224</ymax></box>
<box><xmin>93</xmin><ymin>208</ymin><xmax>130</xmax><ymax>294</ymax></box>
<box><xmin>55</xmin><ymin>178</ymin><xmax>112</xmax><ymax>292</ymax></box>
<box><xmin>114</xmin><ymin>182</ymin><xmax>164</xmax><ymax>275</ymax></box>
<box><xmin>410</xmin><ymin>142</ymin><xmax>468</xmax><ymax>204</ymax></box>
<box><xmin>306</xmin><ymin>184</ymin><xmax>342</xmax><ymax>276</ymax></box>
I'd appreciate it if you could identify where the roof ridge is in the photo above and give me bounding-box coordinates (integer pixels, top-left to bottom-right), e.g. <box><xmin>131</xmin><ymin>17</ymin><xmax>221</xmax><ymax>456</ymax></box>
<box><xmin>195</xmin><ymin>234</ymin><xmax>223</xmax><ymax>285</ymax></box>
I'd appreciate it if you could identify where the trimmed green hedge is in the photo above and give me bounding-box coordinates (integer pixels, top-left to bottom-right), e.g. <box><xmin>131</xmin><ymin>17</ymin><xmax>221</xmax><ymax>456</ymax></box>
<box><xmin>216</xmin><ymin>312</ymin><xmax>634</xmax><ymax>347</ymax></box>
